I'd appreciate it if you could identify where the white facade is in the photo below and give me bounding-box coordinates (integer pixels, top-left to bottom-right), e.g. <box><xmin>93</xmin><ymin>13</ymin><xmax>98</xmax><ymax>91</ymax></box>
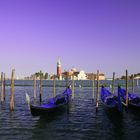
<box><xmin>134</xmin><ymin>76</ymin><xmax>140</xmax><ymax>79</ymax></box>
<box><xmin>78</xmin><ymin>70</ymin><xmax>87</xmax><ymax>80</ymax></box>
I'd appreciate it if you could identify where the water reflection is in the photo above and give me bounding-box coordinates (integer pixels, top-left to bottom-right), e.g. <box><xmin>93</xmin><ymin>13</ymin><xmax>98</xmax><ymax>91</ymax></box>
<box><xmin>0</xmin><ymin>81</ymin><xmax>140</xmax><ymax>140</ymax></box>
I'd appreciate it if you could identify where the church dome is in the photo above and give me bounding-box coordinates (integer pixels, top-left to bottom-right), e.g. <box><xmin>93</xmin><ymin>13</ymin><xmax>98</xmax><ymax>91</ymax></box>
<box><xmin>71</xmin><ymin>67</ymin><xmax>77</xmax><ymax>72</ymax></box>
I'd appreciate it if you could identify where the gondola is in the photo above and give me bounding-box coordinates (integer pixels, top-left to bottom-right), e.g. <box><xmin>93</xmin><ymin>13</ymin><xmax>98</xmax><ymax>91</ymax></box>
<box><xmin>30</xmin><ymin>87</ymin><xmax>72</xmax><ymax>116</ymax></box>
<box><xmin>118</xmin><ymin>86</ymin><xmax>140</xmax><ymax>110</ymax></box>
<box><xmin>100</xmin><ymin>86</ymin><xmax>122</xmax><ymax>112</ymax></box>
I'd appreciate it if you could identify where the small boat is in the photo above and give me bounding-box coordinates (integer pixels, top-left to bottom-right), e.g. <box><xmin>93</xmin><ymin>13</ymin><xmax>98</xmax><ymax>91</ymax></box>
<box><xmin>30</xmin><ymin>87</ymin><xmax>72</xmax><ymax>116</ymax></box>
<box><xmin>100</xmin><ymin>86</ymin><xmax>122</xmax><ymax>112</ymax></box>
<box><xmin>118</xmin><ymin>87</ymin><xmax>140</xmax><ymax>110</ymax></box>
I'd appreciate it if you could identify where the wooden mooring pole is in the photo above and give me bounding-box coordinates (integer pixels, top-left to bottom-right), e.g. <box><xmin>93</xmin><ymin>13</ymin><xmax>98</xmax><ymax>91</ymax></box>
<box><xmin>10</xmin><ymin>69</ymin><xmax>15</xmax><ymax>112</ymax></box>
<box><xmin>112</xmin><ymin>72</ymin><xmax>115</xmax><ymax>94</ymax></box>
<box><xmin>4</xmin><ymin>73</ymin><xmax>6</xmax><ymax>101</ymax></box>
<box><xmin>132</xmin><ymin>74</ymin><xmax>134</xmax><ymax>93</ymax></box>
<box><xmin>39</xmin><ymin>71</ymin><xmax>42</xmax><ymax>103</ymax></box>
<box><xmin>96</xmin><ymin>70</ymin><xmax>100</xmax><ymax>112</ymax></box>
<box><xmin>92</xmin><ymin>79</ymin><xmax>94</xmax><ymax>99</ymax></box>
<box><xmin>65</xmin><ymin>72</ymin><xmax>69</xmax><ymax>114</ymax></box>
<box><xmin>66</xmin><ymin>72</ymin><xmax>68</xmax><ymax>88</ymax></box>
<box><xmin>34</xmin><ymin>75</ymin><xmax>36</xmax><ymax>100</ymax></box>
<box><xmin>72</xmin><ymin>74</ymin><xmax>74</xmax><ymax>99</ymax></box>
<box><xmin>1</xmin><ymin>72</ymin><xmax>4</xmax><ymax>103</ymax></box>
<box><xmin>53</xmin><ymin>75</ymin><xmax>56</xmax><ymax>98</ymax></box>
<box><xmin>126</xmin><ymin>70</ymin><xmax>128</xmax><ymax>107</ymax></box>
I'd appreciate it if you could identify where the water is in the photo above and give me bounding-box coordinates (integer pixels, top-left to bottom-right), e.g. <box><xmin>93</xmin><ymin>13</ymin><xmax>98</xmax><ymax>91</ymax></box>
<box><xmin>0</xmin><ymin>80</ymin><xmax>140</xmax><ymax>140</ymax></box>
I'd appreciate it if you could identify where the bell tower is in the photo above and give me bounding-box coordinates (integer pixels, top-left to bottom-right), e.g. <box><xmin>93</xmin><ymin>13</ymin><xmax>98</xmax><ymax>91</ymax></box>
<box><xmin>57</xmin><ymin>58</ymin><xmax>62</xmax><ymax>80</ymax></box>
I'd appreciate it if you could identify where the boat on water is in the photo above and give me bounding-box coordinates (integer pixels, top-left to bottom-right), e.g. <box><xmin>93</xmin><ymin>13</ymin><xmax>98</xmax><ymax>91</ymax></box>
<box><xmin>100</xmin><ymin>86</ymin><xmax>122</xmax><ymax>112</ymax></box>
<box><xmin>30</xmin><ymin>87</ymin><xmax>72</xmax><ymax>116</ymax></box>
<box><xmin>118</xmin><ymin>87</ymin><xmax>140</xmax><ymax>110</ymax></box>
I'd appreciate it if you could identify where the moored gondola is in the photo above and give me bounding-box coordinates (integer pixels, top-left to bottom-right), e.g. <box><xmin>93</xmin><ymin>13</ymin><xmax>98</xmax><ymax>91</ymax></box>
<box><xmin>118</xmin><ymin>87</ymin><xmax>140</xmax><ymax>111</ymax></box>
<box><xmin>30</xmin><ymin>87</ymin><xmax>72</xmax><ymax>116</ymax></box>
<box><xmin>100</xmin><ymin>86</ymin><xmax>122</xmax><ymax>112</ymax></box>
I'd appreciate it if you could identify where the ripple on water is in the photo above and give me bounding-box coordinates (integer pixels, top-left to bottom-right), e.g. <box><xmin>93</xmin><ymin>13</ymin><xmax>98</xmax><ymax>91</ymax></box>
<box><xmin>0</xmin><ymin>84</ymin><xmax>140</xmax><ymax>140</ymax></box>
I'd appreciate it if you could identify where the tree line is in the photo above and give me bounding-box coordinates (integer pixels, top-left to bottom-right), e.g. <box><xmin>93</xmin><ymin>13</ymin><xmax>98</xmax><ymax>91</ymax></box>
<box><xmin>121</xmin><ymin>73</ymin><xmax>140</xmax><ymax>79</ymax></box>
<box><xmin>34</xmin><ymin>71</ymin><xmax>49</xmax><ymax>79</ymax></box>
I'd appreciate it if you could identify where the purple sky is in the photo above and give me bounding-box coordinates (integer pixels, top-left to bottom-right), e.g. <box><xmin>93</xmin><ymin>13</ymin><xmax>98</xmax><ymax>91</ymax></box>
<box><xmin>0</xmin><ymin>0</ymin><xmax>140</xmax><ymax>78</ymax></box>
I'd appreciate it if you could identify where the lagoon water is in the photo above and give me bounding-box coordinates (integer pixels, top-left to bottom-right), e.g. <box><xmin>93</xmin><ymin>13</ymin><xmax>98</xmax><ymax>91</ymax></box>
<box><xmin>0</xmin><ymin>80</ymin><xmax>140</xmax><ymax>140</ymax></box>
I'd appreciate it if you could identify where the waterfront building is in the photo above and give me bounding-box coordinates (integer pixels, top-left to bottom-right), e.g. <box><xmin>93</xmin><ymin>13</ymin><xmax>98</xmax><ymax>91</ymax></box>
<box><xmin>77</xmin><ymin>70</ymin><xmax>87</xmax><ymax>80</ymax></box>
<box><xmin>86</xmin><ymin>73</ymin><xmax>96</xmax><ymax>80</ymax></box>
<box><xmin>86</xmin><ymin>73</ymin><xmax>105</xmax><ymax>80</ymax></box>
<box><xmin>134</xmin><ymin>76</ymin><xmax>140</xmax><ymax>79</ymax></box>
<box><xmin>70</xmin><ymin>67</ymin><xmax>79</xmax><ymax>80</ymax></box>
<box><xmin>98</xmin><ymin>73</ymin><xmax>105</xmax><ymax>80</ymax></box>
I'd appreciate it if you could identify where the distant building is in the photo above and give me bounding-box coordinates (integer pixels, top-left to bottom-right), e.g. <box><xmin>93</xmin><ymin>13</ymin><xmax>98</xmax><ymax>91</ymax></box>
<box><xmin>134</xmin><ymin>76</ymin><xmax>140</xmax><ymax>79</ymax></box>
<box><xmin>65</xmin><ymin>68</ymin><xmax>87</xmax><ymax>80</ymax></box>
<box><xmin>78</xmin><ymin>70</ymin><xmax>87</xmax><ymax>80</ymax></box>
<box><xmin>98</xmin><ymin>73</ymin><xmax>105</xmax><ymax>80</ymax></box>
<box><xmin>62</xmin><ymin>68</ymin><xmax>80</xmax><ymax>80</ymax></box>
<box><xmin>57</xmin><ymin>58</ymin><xmax>62</xmax><ymax>80</ymax></box>
<box><xmin>61</xmin><ymin>66</ymin><xmax>105</xmax><ymax>81</ymax></box>
<box><xmin>71</xmin><ymin>67</ymin><xmax>77</xmax><ymax>73</ymax></box>
<box><xmin>86</xmin><ymin>73</ymin><xmax>96</xmax><ymax>80</ymax></box>
<box><xmin>50</xmin><ymin>74</ymin><xmax>57</xmax><ymax>80</ymax></box>
<box><xmin>70</xmin><ymin>67</ymin><xmax>79</xmax><ymax>80</ymax></box>
<box><xmin>86</xmin><ymin>73</ymin><xmax>105</xmax><ymax>80</ymax></box>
